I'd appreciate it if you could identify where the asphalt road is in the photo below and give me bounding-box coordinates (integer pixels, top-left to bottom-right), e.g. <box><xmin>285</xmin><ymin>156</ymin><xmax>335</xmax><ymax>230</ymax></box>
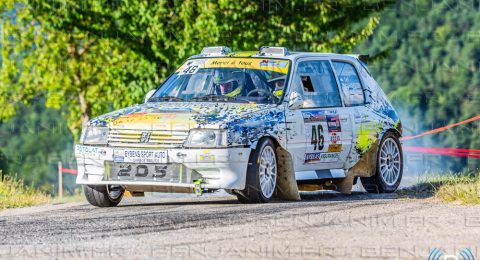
<box><xmin>1</xmin><ymin>189</ymin><xmax>479</xmax><ymax>260</ymax></box>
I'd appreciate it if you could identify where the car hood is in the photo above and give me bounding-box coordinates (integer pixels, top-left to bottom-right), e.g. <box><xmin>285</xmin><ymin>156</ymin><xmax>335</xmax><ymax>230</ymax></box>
<box><xmin>88</xmin><ymin>102</ymin><xmax>278</xmax><ymax>130</ymax></box>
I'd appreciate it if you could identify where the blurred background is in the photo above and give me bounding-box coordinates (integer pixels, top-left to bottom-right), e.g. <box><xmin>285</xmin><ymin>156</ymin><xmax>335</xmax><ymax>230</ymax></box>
<box><xmin>0</xmin><ymin>0</ymin><xmax>479</xmax><ymax>196</ymax></box>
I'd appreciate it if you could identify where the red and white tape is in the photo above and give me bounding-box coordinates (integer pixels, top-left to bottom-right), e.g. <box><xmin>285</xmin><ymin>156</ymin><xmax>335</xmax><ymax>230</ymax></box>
<box><xmin>401</xmin><ymin>115</ymin><xmax>480</xmax><ymax>158</ymax></box>
<box><xmin>62</xmin><ymin>168</ymin><xmax>78</xmax><ymax>175</ymax></box>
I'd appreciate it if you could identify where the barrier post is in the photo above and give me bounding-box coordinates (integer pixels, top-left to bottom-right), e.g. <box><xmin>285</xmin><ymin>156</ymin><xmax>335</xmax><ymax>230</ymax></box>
<box><xmin>58</xmin><ymin>161</ymin><xmax>63</xmax><ymax>199</ymax></box>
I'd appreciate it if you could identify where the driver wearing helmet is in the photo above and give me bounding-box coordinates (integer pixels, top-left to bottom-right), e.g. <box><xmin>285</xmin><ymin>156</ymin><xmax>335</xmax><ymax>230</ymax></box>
<box><xmin>268</xmin><ymin>72</ymin><xmax>286</xmax><ymax>98</ymax></box>
<box><xmin>215</xmin><ymin>71</ymin><xmax>244</xmax><ymax>97</ymax></box>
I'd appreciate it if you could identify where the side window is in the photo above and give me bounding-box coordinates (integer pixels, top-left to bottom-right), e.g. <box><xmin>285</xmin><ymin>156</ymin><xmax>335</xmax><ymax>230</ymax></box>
<box><xmin>332</xmin><ymin>61</ymin><xmax>365</xmax><ymax>106</ymax></box>
<box><xmin>292</xmin><ymin>60</ymin><xmax>342</xmax><ymax>108</ymax></box>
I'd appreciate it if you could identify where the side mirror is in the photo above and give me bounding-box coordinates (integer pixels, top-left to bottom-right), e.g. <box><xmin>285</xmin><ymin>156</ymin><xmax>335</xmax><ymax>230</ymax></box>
<box><xmin>288</xmin><ymin>91</ymin><xmax>303</xmax><ymax>110</ymax></box>
<box><xmin>144</xmin><ymin>89</ymin><xmax>156</xmax><ymax>103</ymax></box>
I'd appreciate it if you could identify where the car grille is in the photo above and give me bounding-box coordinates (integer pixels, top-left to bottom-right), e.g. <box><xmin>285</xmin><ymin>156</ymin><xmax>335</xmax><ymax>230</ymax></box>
<box><xmin>108</xmin><ymin>129</ymin><xmax>189</xmax><ymax>148</ymax></box>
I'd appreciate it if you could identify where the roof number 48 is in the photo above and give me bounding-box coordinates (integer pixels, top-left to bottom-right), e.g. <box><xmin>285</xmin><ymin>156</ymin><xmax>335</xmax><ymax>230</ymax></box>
<box><xmin>182</xmin><ymin>65</ymin><xmax>199</xmax><ymax>74</ymax></box>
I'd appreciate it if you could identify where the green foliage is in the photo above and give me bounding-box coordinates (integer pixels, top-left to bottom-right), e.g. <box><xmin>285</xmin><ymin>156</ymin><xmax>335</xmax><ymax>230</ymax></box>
<box><xmin>0</xmin><ymin>99</ymin><xmax>74</xmax><ymax>192</ymax></box>
<box><xmin>357</xmin><ymin>0</ymin><xmax>480</xmax><ymax>171</ymax></box>
<box><xmin>1</xmin><ymin>1</ymin><xmax>159</xmax><ymax>137</ymax></box>
<box><xmin>29</xmin><ymin>0</ymin><xmax>390</xmax><ymax>72</ymax></box>
<box><xmin>1</xmin><ymin>0</ymin><xmax>390</xmax><ymax>138</ymax></box>
<box><xmin>0</xmin><ymin>151</ymin><xmax>7</xmax><ymax>177</ymax></box>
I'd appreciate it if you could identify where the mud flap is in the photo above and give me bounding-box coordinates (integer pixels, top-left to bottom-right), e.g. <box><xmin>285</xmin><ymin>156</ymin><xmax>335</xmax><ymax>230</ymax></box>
<box><xmin>333</xmin><ymin>174</ymin><xmax>355</xmax><ymax>194</ymax></box>
<box><xmin>335</xmin><ymin>141</ymin><xmax>380</xmax><ymax>194</ymax></box>
<box><xmin>274</xmin><ymin>147</ymin><xmax>301</xmax><ymax>200</ymax></box>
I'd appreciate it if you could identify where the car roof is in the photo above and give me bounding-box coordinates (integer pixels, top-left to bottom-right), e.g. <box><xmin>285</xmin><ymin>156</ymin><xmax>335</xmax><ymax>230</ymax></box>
<box><xmin>188</xmin><ymin>50</ymin><xmax>367</xmax><ymax>67</ymax></box>
<box><xmin>188</xmin><ymin>51</ymin><xmax>369</xmax><ymax>71</ymax></box>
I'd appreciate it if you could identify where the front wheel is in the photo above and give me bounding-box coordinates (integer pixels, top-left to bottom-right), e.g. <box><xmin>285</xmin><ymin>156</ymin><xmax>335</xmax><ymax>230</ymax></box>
<box><xmin>84</xmin><ymin>185</ymin><xmax>124</xmax><ymax>207</ymax></box>
<box><xmin>361</xmin><ymin>132</ymin><xmax>403</xmax><ymax>193</ymax></box>
<box><xmin>237</xmin><ymin>138</ymin><xmax>277</xmax><ymax>203</ymax></box>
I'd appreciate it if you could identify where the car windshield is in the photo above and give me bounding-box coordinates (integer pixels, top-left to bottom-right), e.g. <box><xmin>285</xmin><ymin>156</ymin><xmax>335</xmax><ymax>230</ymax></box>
<box><xmin>149</xmin><ymin>58</ymin><xmax>290</xmax><ymax>104</ymax></box>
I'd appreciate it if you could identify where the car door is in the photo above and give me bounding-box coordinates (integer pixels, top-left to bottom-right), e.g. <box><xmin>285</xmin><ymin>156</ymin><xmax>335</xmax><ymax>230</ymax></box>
<box><xmin>285</xmin><ymin>58</ymin><xmax>353</xmax><ymax>176</ymax></box>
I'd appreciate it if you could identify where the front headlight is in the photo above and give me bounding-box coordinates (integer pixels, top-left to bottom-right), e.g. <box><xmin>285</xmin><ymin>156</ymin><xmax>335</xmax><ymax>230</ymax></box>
<box><xmin>80</xmin><ymin>126</ymin><xmax>109</xmax><ymax>145</ymax></box>
<box><xmin>184</xmin><ymin>129</ymin><xmax>227</xmax><ymax>148</ymax></box>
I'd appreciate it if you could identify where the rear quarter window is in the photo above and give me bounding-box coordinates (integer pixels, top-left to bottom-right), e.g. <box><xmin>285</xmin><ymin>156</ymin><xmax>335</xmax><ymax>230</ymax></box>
<box><xmin>332</xmin><ymin>61</ymin><xmax>366</xmax><ymax>106</ymax></box>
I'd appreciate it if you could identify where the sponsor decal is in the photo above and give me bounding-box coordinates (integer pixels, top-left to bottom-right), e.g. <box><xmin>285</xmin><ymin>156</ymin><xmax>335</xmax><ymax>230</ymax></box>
<box><xmin>326</xmin><ymin>115</ymin><xmax>341</xmax><ymax>132</ymax></box>
<box><xmin>114</xmin><ymin>149</ymin><xmax>167</xmax><ymax>164</ymax></box>
<box><xmin>199</xmin><ymin>149</ymin><xmax>215</xmax><ymax>162</ymax></box>
<box><xmin>113</xmin><ymin>154</ymin><xmax>124</xmax><ymax>163</ymax></box>
<box><xmin>330</xmin><ymin>132</ymin><xmax>341</xmax><ymax>144</ymax></box>
<box><xmin>304</xmin><ymin>112</ymin><xmax>326</xmax><ymax>123</ymax></box>
<box><xmin>75</xmin><ymin>145</ymin><xmax>100</xmax><ymax>157</ymax></box>
<box><xmin>327</xmin><ymin>144</ymin><xmax>342</xmax><ymax>152</ymax></box>
<box><xmin>176</xmin><ymin>58</ymin><xmax>290</xmax><ymax>74</ymax></box>
<box><xmin>259</xmin><ymin>59</ymin><xmax>289</xmax><ymax>68</ymax></box>
<box><xmin>301</xmin><ymin>110</ymin><xmax>338</xmax><ymax>123</ymax></box>
<box><xmin>304</xmin><ymin>152</ymin><xmax>339</xmax><ymax>163</ymax></box>
<box><xmin>199</xmin><ymin>155</ymin><xmax>215</xmax><ymax>162</ymax></box>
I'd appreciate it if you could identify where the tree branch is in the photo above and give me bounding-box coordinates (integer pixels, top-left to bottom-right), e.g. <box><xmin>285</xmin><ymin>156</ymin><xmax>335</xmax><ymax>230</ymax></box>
<box><xmin>78</xmin><ymin>38</ymin><xmax>97</xmax><ymax>56</ymax></box>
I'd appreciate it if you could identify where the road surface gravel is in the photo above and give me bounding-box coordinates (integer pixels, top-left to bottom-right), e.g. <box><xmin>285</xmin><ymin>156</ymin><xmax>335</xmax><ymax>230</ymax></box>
<box><xmin>0</xmin><ymin>190</ymin><xmax>479</xmax><ymax>259</ymax></box>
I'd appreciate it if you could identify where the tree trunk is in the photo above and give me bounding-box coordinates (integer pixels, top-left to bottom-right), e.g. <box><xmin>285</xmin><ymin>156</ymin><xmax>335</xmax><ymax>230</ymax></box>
<box><xmin>78</xmin><ymin>90</ymin><xmax>90</xmax><ymax>127</ymax></box>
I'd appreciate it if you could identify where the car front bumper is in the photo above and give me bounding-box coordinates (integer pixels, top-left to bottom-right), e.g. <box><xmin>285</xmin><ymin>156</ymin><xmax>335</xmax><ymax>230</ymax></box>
<box><xmin>75</xmin><ymin>145</ymin><xmax>251</xmax><ymax>190</ymax></box>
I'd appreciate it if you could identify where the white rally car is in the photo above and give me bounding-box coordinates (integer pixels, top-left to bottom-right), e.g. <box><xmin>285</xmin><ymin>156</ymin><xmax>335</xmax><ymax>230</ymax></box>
<box><xmin>76</xmin><ymin>46</ymin><xmax>403</xmax><ymax>207</ymax></box>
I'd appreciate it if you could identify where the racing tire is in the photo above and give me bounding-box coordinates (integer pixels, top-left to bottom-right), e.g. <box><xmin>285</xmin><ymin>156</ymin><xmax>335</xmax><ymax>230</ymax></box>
<box><xmin>236</xmin><ymin>138</ymin><xmax>278</xmax><ymax>203</ymax></box>
<box><xmin>361</xmin><ymin>132</ymin><xmax>403</xmax><ymax>193</ymax></box>
<box><xmin>84</xmin><ymin>185</ymin><xmax>124</xmax><ymax>207</ymax></box>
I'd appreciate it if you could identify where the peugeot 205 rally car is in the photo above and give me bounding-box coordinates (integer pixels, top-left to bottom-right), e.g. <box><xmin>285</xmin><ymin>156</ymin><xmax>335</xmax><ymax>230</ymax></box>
<box><xmin>76</xmin><ymin>46</ymin><xmax>403</xmax><ymax>207</ymax></box>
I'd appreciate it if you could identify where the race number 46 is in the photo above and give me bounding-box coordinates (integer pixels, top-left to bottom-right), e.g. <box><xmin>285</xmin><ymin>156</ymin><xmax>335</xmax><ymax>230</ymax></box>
<box><xmin>311</xmin><ymin>125</ymin><xmax>325</xmax><ymax>150</ymax></box>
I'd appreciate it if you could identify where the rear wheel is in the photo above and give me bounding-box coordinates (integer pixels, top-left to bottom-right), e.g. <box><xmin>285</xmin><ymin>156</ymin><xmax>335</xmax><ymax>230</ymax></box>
<box><xmin>84</xmin><ymin>185</ymin><xmax>124</xmax><ymax>207</ymax></box>
<box><xmin>237</xmin><ymin>138</ymin><xmax>277</xmax><ymax>203</ymax></box>
<box><xmin>361</xmin><ymin>132</ymin><xmax>403</xmax><ymax>193</ymax></box>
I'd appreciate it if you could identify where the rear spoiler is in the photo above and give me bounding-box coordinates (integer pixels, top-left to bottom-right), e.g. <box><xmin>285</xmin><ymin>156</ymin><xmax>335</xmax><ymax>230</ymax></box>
<box><xmin>345</xmin><ymin>54</ymin><xmax>371</xmax><ymax>75</ymax></box>
<box><xmin>346</xmin><ymin>54</ymin><xmax>369</xmax><ymax>65</ymax></box>
<box><xmin>357</xmin><ymin>54</ymin><xmax>369</xmax><ymax>65</ymax></box>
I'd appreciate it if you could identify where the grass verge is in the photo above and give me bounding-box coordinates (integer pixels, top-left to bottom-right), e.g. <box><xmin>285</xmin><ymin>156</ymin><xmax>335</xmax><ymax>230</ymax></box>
<box><xmin>400</xmin><ymin>172</ymin><xmax>480</xmax><ymax>205</ymax></box>
<box><xmin>0</xmin><ymin>176</ymin><xmax>51</xmax><ymax>209</ymax></box>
